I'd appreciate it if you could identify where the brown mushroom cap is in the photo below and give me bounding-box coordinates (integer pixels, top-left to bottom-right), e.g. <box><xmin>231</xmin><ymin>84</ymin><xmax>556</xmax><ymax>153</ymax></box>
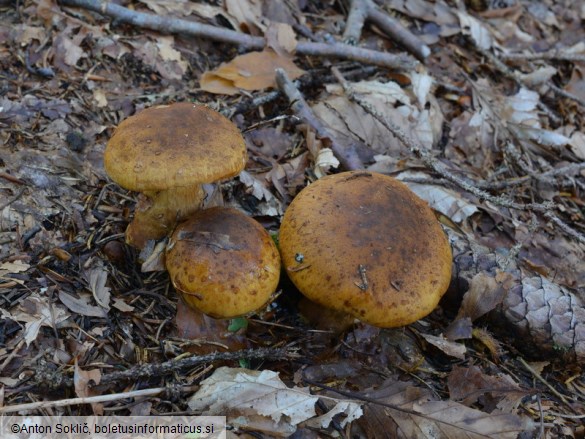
<box><xmin>104</xmin><ymin>102</ymin><xmax>247</xmax><ymax>191</ymax></box>
<box><xmin>166</xmin><ymin>207</ymin><xmax>281</xmax><ymax>319</ymax></box>
<box><xmin>279</xmin><ymin>171</ymin><xmax>452</xmax><ymax>328</ymax></box>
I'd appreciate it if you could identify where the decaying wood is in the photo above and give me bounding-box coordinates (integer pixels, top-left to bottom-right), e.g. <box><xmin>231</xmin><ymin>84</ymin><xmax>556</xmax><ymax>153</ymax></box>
<box><xmin>59</xmin><ymin>0</ymin><xmax>418</xmax><ymax>70</ymax></box>
<box><xmin>448</xmin><ymin>228</ymin><xmax>585</xmax><ymax>362</ymax></box>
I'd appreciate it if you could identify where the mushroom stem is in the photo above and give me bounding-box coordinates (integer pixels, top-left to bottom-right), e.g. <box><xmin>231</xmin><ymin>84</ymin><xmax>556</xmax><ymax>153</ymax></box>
<box><xmin>126</xmin><ymin>184</ymin><xmax>205</xmax><ymax>248</ymax></box>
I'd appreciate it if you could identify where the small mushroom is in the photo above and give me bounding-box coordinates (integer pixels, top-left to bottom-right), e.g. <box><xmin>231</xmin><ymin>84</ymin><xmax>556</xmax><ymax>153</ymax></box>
<box><xmin>279</xmin><ymin>171</ymin><xmax>452</xmax><ymax>328</ymax></box>
<box><xmin>104</xmin><ymin>103</ymin><xmax>247</xmax><ymax>248</ymax></box>
<box><xmin>165</xmin><ymin>207</ymin><xmax>281</xmax><ymax>319</ymax></box>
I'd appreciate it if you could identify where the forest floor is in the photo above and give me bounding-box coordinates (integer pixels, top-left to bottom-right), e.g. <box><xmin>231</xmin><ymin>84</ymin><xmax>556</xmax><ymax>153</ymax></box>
<box><xmin>1</xmin><ymin>0</ymin><xmax>585</xmax><ymax>437</ymax></box>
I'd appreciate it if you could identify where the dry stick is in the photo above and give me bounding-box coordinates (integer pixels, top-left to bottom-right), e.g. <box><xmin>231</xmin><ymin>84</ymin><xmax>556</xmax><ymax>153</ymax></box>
<box><xmin>275</xmin><ymin>68</ymin><xmax>364</xmax><ymax>171</ymax></box>
<box><xmin>59</xmin><ymin>0</ymin><xmax>417</xmax><ymax>70</ymax></box>
<box><xmin>500</xmin><ymin>51</ymin><xmax>585</xmax><ymax>63</ymax></box>
<box><xmin>37</xmin><ymin>346</ymin><xmax>297</xmax><ymax>389</ymax></box>
<box><xmin>343</xmin><ymin>0</ymin><xmax>430</xmax><ymax>61</ymax></box>
<box><xmin>0</xmin><ymin>388</ymin><xmax>166</xmax><ymax>414</ymax></box>
<box><xmin>548</xmin><ymin>82</ymin><xmax>585</xmax><ymax>109</ymax></box>
<box><xmin>331</xmin><ymin>67</ymin><xmax>585</xmax><ymax>245</ymax></box>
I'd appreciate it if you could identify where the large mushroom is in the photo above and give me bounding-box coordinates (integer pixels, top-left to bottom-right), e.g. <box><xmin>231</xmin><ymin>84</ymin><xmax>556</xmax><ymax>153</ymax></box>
<box><xmin>104</xmin><ymin>103</ymin><xmax>247</xmax><ymax>249</ymax></box>
<box><xmin>165</xmin><ymin>207</ymin><xmax>281</xmax><ymax>319</ymax></box>
<box><xmin>279</xmin><ymin>170</ymin><xmax>452</xmax><ymax>328</ymax></box>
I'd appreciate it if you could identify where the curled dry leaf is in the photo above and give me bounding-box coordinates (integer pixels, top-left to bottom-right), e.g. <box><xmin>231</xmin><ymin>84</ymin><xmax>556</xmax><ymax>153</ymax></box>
<box><xmin>457</xmin><ymin>11</ymin><xmax>493</xmax><ymax>49</ymax></box>
<box><xmin>265</xmin><ymin>22</ymin><xmax>297</xmax><ymax>57</ymax></box>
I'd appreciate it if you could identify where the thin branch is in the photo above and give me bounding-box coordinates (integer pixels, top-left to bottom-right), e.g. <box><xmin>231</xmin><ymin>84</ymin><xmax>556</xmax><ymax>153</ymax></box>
<box><xmin>500</xmin><ymin>51</ymin><xmax>585</xmax><ymax>63</ymax></box>
<box><xmin>0</xmin><ymin>388</ymin><xmax>167</xmax><ymax>414</ymax></box>
<box><xmin>35</xmin><ymin>346</ymin><xmax>298</xmax><ymax>389</ymax></box>
<box><xmin>275</xmin><ymin>68</ymin><xmax>364</xmax><ymax>171</ymax></box>
<box><xmin>59</xmin><ymin>0</ymin><xmax>417</xmax><ymax>70</ymax></box>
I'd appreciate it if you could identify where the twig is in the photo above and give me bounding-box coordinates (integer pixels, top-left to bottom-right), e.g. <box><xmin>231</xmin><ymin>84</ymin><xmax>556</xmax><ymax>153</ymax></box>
<box><xmin>59</xmin><ymin>0</ymin><xmax>417</xmax><ymax>70</ymax></box>
<box><xmin>500</xmin><ymin>51</ymin><xmax>585</xmax><ymax>63</ymax></box>
<box><xmin>36</xmin><ymin>346</ymin><xmax>297</xmax><ymax>389</ymax></box>
<box><xmin>0</xmin><ymin>172</ymin><xmax>26</xmax><ymax>185</ymax></box>
<box><xmin>0</xmin><ymin>187</ymin><xmax>26</xmax><ymax>211</ymax></box>
<box><xmin>0</xmin><ymin>387</ymin><xmax>167</xmax><ymax>414</ymax></box>
<box><xmin>547</xmin><ymin>82</ymin><xmax>585</xmax><ymax>109</ymax></box>
<box><xmin>517</xmin><ymin>357</ymin><xmax>571</xmax><ymax>407</ymax></box>
<box><xmin>343</xmin><ymin>0</ymin><xmax>430</xmax><ymax>60</ymax></box>
<box><xmin>275</xmin><ymin>68</ymin><xmax>364</xmax><ymax>171</ymax></box>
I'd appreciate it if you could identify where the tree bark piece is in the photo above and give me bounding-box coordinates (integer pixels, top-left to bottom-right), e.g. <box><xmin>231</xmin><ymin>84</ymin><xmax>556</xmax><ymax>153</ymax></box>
<box><xmin>59</xmin><ymin>0</ymin><xmax>418</xmax><ymax>70</ymax></box>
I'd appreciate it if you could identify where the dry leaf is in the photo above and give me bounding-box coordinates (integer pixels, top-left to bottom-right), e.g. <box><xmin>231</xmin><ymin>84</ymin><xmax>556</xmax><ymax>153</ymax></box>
<box><xmin>360</xmin><ymin>379</ymin><xmax>534</xmax><ymax>439</ymax></box>
<box><xmin>448</xmin><ymin>365</ymin><xmax>527</xmax><ymax>410</ymax></box>
<box><xmin>421</xmin><ymin>333</ymin><xmax>467</xmax><ymax>359</ymax></box>
<box><xmin>5</xmin><ymin>292</ymin><xmax>70</xmax><ymax>346</ymax></box>
<box><xmin>84</xmin><ymin>260</ymin><xmax>111</xmax><ymax>311</ymax></box>
<box><xmin>74</xmin><ymin>359</ymin><xmax>103</xmax><ymax>414</ymax></box>
<box><xmin>188</xmin><ymin>367</ymin><xmax>362</xmax><ymax>436</ymax></box>
<box><xmin>225</xmin><ymin>0</ymin><xmax>265</xmax><ymax>34</ymax></box>
<box><xmin>59</xmin><ymin>291</ymin><xmax>108</xmax><ymax>318</ymax></box>
<box><xmin>112</xmin><ymin>298</ymin><xmax>134</xmax><ymax>313</ymax></box>
<box><xmin>457</xmin><ymin>11</ymin><xmax>493</xmax><ymax>49</ymax></box>
<box><xmin>200</xmin><ymin>50</ymin><xmax>305</xmax><ymax>95</ymax></box>
<box><xmin>457</xmin><ymin>272</ymin><xmax>510</xmax><ymax>322</ymax></box>
<box><xmin>398</xmin><ymin>171</ymin><xmax>479</xmax><ymax>223</ymax></box>
<box><xmin>0</xmin><ymin>260</ymin><xmax>30</xmax><ymax>284</ymax></box>
<box><xmin>265</xmin><ymin>22</ymin><xmax>297</xmax><ymax>57</ymax></box>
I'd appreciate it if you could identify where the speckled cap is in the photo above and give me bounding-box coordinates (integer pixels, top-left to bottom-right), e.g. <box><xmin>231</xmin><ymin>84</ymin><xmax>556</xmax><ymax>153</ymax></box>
<box><xmin>279</xmin><ymin>171</ymin><xmax>452</xmax><ymax>328</ymax></box>
<box><xmin>104</xmin><ymin>103</ymin><xmax>247</xmax><ymax>191</ymax></box>
<box><xmin>166</xmin><ymin>207</ymin><xmax>281</xmax><ymax>319</ymax></box>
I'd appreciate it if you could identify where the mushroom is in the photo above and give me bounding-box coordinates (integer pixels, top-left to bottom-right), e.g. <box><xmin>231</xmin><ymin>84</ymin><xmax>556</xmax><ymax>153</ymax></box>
<box><xmin>279</xmin><ymin>171</ymin><xmax>452</xmax><ymax>328</ymax></box>
<box><xmin>104</xmin><ymin>103</ymin><xmax>247</xmax><ymax>249</ymax></box>
<box><xmin>165</xmin><ymin>207</ymin><xmax>281</xmax><ymax>319</ymax></box>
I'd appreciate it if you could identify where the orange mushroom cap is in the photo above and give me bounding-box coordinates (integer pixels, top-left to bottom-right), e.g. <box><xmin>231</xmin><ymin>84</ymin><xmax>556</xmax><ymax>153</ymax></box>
<box><xmin>279</xmin><ymin>171</ymin><xmax>452</xmax><ymax>328</ymax></box>
<box><xmin>166</xmin><ymin>207</ymin><xmax>281</xmax><ymax>319</ymax></box>
<box><xmin>104</xmin><ymin>102</ymin><xmax>247</xmax><ymax>192</ymax></box>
